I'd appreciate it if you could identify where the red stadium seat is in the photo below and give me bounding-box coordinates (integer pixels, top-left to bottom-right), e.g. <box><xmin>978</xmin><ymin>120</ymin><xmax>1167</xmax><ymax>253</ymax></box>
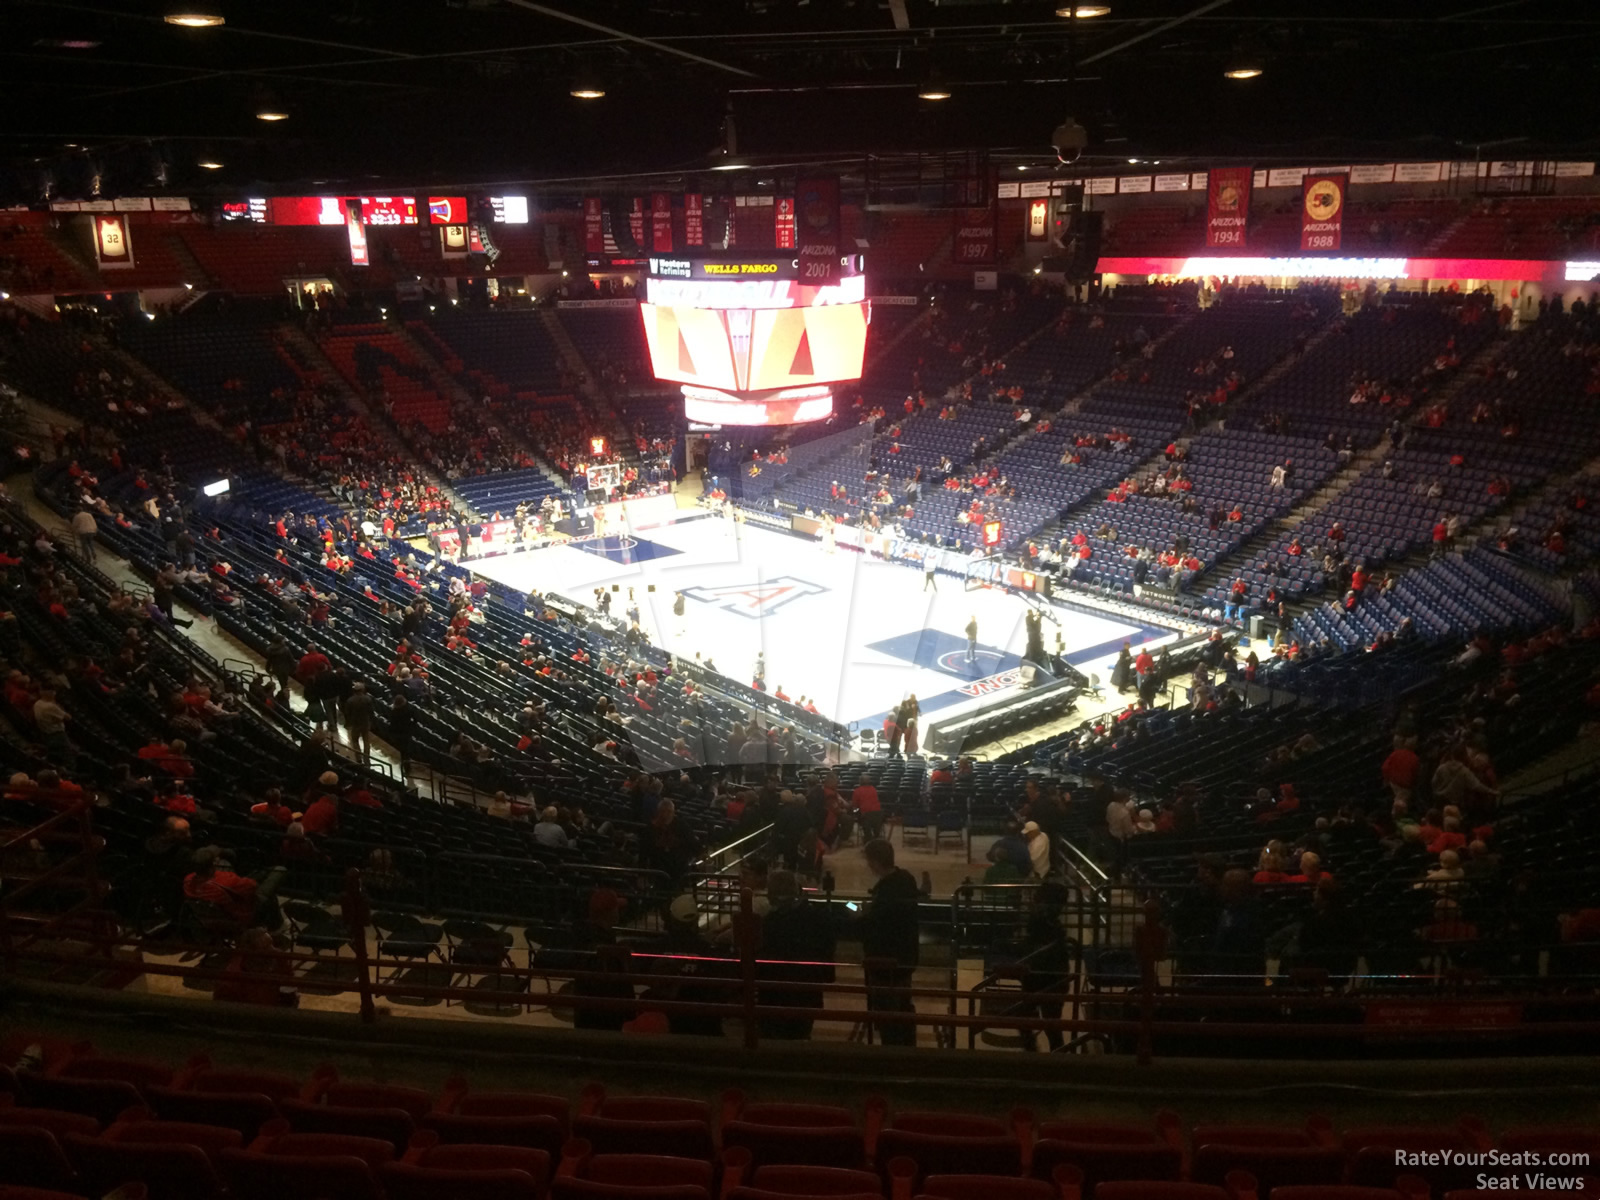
<box><xmin>56</xmin><ymin>1055</ymin><xmax>175</xmax><ymax>1091</ymax></box>
<box><xmin>723</xmin><ymin>1122</ymin><xmax>868</xmax><ymax>1170</ymax></box>
<box><xmin>746</xmin><ymin>1166</ymin><xmax>884</xmax><ymax>1195</ymax></box>
<box><xmin>103</xmin><ymin>1112</ymin><xmax>243</xmax><ymax>1159</ymax></box>
<box><xmin>919</xmin><ymin>1174</ymin><xmax>1058</xmax><ymax>1200</ymax></box>
<box><xmin>1191</xmin><ymin>1147</ymin><xmax>1346</xmax><ymax>1192</ymax></box>
<box><xmin>1343</xmin><ymin>1123</ymin><xmax>1488</xmax><ymax>1195</ymax></box>
<box><xmin>552</xmin><ymin>1182</ymin><xmax>711</xmax><ymax>1200</ymax></box>
<box><xmin>143</xmin><ymin>1086</ymin><xmax>279</xmax><ymax>1141</ymax></box>
<box><xmin>0</xmin><ymin>1188</ymin><xmax>92</xmax><ymax>1200</ymax></box>
<box><xmin>1032</xmin><ymin>1116</ymin><xmax>1184</xmax><ymax>1192</ymax></box>
<box><xmin>0</xmin><ymin>1098</ymin><xmax>100</xmax><ymax>1138</ymax></box>
<box><xmin>381</xmin><ymin>1161</ymin><xmax>544</xmax><ymax>1200</ymax></box>
<box><xmin>572</xmin><ymin>1115</ymin><xmax>716</xmax><ymax>1161</ymax></box>
<box><xmin>580</xmin><ymin>1087</ymin><xmax>711</xmax><ymax>1125</ymax></box>
<box><xmin>1275</xmin><ymin>1186</ymin><xmax>1427</xmax><ymax>1200</ymax></box>
<box><xmin>732</xmin><ymin>1190</ymin><xmax>881</xmax><ymax>1200</ymax></box>
<box><xmin>310</xmin><ymin>1066</ymin><xmax>433</xmax><ymax>1121</ymax></box>
<box><xmin>421</xmin><ymin>1110</ymin><xmax>567</xmax><ymax>1154</ymax></box>
<box><xmin>176</xmin><ymin>1056</ymin><xmax>303</xmax><ymax>1104</ymax></box>
<box><xmin>1095</xmin><ymin>1185</ymin><xmax>1235</xmax><ymax>1200</ymax></box>
<box><xmin>220</xmin><ymin>1148</ymin><xmax>384</xmax><ymax>1200</ymax></box>
<box><xmin>249</xmin><ymin>1123</ymin><xmax>396</xmax><ymax>1171</ymax></box>
<box><xmin>20</xmin><ymin>1073</ymin><xmax>144</xmax><ymax>1127</ymax></box>
<box><xmin>0</xmin><ymin>1127</ymin><xmax>77</xmax><ymax>1191</ymax></box>
<box><xmin>875</xmin><ymin>1130</ymin><xmax>1024</xmax><ymax>1187</ymax></box>
<box><xmin>62</xmin><ymin>1133</ymin><xmax>227</xmax><ymax>1200</ymax></box>
<box><xmin>278</xmin><ymin>1096</ymin><xmax>415</xmax><ymax>1151</ymax></box>
<box><xmin>580</xmin><ymin>1153</ymin><xmax>715</xmax><ymax>1188</ymax></box>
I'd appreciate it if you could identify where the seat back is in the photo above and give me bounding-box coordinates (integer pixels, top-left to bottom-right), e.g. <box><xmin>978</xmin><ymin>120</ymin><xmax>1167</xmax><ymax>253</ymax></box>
<box><xmin>740</xmin><ymin>1106</ymin><xmax>857</xmax><ymax>1130</ymax></box>
<box><xmin>104</xmin><ymin>1117</ymin><xmax>242</xmax><ymax>1159</ymax></box>
<box><xmin>892</xmin><ymin>1114</ymin><xmax>1008</xmax><ymax>1139</ymax></box>
<box><xmin>595</xmin><ymin>1098</ymin><xmax>711</xmax><ymax>1124</ymax></box>
<box><xmin>748</xmin><ymin>1166</ymin><xmax>884</xmax><ymax>1196</ymax></box>
<box><xmin>1031</xmin><ymin>1140</ymin><xmax>1183</xmax><ymax>1190</ymax></box>
<box><xmin>421</xmin><ymin>1111</ymin><xmax>565</xmax><ymax>1155</ymax></box>
<box><xmin>572</xmin><ymin>1116</ymin><xmax>716</xmax><ymax>1160</ymax></box>
<box><xmin>0</xmin><ymin>1103</ymin><xmax>100</xmax><ymax>1138</ymax></box>
<box><xmin>144</xmin><ymin>1086</ymin><xmax>277</xmax><ymax>1141</ymax></box>
<box><xmin>1095</xmin><ymin>1185</ymin><xmax>1233</xmax><ymax>1200</ymax></box>
<box><xmin>220</xmin><ymin>1148</ymin><xmax>384</xmax><ymax>1200</ymax></box>
<box><xmin>64</xmin><ymin>1133</ymin><xmax>226</xmax><ymax>1200</ymax></box>
<box><xmin>551</xmin><ymin>1181</ymin><xmax>711</xmax><ymax>1200</ymax></box>
<box><xmin>919</xmin><ymin>1176</ymin><xmax>1056</xmax><ymax>1200</ymax></box>
<box><xmin>418</xmin><ymin>1143</ymin><xmax>551</xmax><ymax>1181</ymax></box>
<box><xmin>21</xmin><ymin>1074</ymin><xmax>144</xmax><ymax>1126</ymax></box>
<box><xmin>1191</xmin><ymin>1147</ymin><xmax>1347</xmax><ymax>1191</ymax></box>
<box><xmin>186</xmin><ymin>1069</ymin><xmax>300</xmax><ymax>1104</ymax></box>
<box><xmin>724</xmin><ymin>1123</ymin><xmax>868</xmax><ymax>1170</ymax></box>
<box><xmin>279</xmin><ymin>1097</ymin><xmax>415</xmax><ymax>1150</ymax></box>
<box><xmin>458</xmin><ymin>1092</ymin><xmax>571</xmax><ymax>1128</ymax></box>
<box><xmin>584</xmin><ymin>1155</ymin><xmax>715</xmax><ymax>1188</ymax></box>
<box><xmin>380</xmin><ymin>1162</ymin><xmax>543</xmax><ymax>1200</ymax></box>
<box><xmin>0</xmin><ymin>1127</ymin><xmax>77</xmax><ymax>1191</ymax></box>
<box><xmin>875</xmin><ymin>1132</ymin><xmax>1022</xmax><ymax>1186</ymax></box>
<box><xmin>324</xmin><ymin>1082</ymin><xmax>433</xmax><ymax>1121</ymax></box>
<box><xmin>58</xmin><ymin>1057</ymin><xmax>175</xmax><ymax>1090</ymax></box>
<box><xmin>261</xmin><ymin>1130</ymin><xmax>396</xmax><ymax>1171</ymax></box>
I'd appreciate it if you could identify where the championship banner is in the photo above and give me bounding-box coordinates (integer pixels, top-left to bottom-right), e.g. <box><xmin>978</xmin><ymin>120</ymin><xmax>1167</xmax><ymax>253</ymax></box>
<box><xmin>796</xmin><ymin>176</ymin><xmax>840</xmax><ymax>281</ymax></box>
<box><xmin>651</xmin><ymin>192</ymin><xmax>673</xmax><ymax>253</ymax></box>
<box><xmin>583</xmin><ymin>197</ymin><xmax>603</xmax><ymax>254</ymax></box>
<box><xmin>93</xmin><ymin>213</ymin><xmax>133</xmax><ymax>269</ymax></box>
<box><xmin>726</xmin><ymin>196</ymin><xmax>737</xmax><ymax>248</ymax></box>
<box><xmin>1027</xmin><ymin>198</ymin><xmax>1049</xmax><ymax>242</ymax></box>
<box><xmin>628</xmin><ymin>197</ymin><xmax>645</xmax><ymax>248</ymax></box>
<box><xmin>1205</xmin><ymin>166</ymin><xmax>1252</xmax><ymax>248</ymax></box>
<box><xmin>775</xmin><ymin>197</ymin><xmax>796</xmax><ymax>249</ymax></box>
<box><xmin>1300</xmin><ymin>173</ymin><xmax>1346</xmax><ymax>252</ymax></box>
<box><xmin>953</xmin><ymin>206</ymin><xmax>997</xmax><ymax>264</ymax></box>
<box><xmin>685</xmin><ymin>193</ymin><xmax>704</xmax><ymax>247</ymax></box>
<box><xmin>346</xmin><ymin>209</ymin><xmax>369</xmax><ymax>266</ymax></box>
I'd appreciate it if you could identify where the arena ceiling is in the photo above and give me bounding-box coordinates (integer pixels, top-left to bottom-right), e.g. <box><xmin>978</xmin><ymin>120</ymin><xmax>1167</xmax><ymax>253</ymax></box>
<box><xmin>2</xmin><ymin>0</ymin><xmax>1598</xmax><ymax>201</ymax></box>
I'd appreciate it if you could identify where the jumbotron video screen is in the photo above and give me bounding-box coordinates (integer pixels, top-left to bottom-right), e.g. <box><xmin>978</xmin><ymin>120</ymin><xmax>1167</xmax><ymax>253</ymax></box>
<box><xmin>640</xmin><ymin>254</ymin><xmax>869</xmax><ymax>426</ymax></box>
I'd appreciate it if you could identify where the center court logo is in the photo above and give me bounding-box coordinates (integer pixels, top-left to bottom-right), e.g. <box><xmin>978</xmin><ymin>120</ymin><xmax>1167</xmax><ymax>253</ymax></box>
<box><xmin>681</xmin><ymin>576</ymin><xmax>827</xmax><ymax>619</ymax></box>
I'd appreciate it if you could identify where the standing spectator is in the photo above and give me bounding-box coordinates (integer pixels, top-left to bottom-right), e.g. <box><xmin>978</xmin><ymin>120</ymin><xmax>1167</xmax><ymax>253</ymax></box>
<box><xmin>33</xmin><ymin>688</ymin><xmax>73</xmax><ymax>766</ymax></box>
<box><xmin>1023</xmin><ymin>820</ymin><xmax>1052</xmax><ymax>878</ymax></box>
<box><xmin>71</xmin><ymin>507</ymin><xmax>98</xmax><ymax>562</ymax></box>
<box><xmin>756</xmin><ymin>868</ymin><xmax>837</xmax><ymax>1040</ymax></box>
<box><xmin>387</xmin><ymin>694</ymin><xmax>415</xmax><ymax>775</ymax></box>
<box><xmin>859</xmin><ymin>838</ymin><xmax>921</xmax><ymax>1047</ymax></box>
<box><xmin>342</xmin><ymin>681</ymin><xmax>373</xmax><ymax>762</ymax></box>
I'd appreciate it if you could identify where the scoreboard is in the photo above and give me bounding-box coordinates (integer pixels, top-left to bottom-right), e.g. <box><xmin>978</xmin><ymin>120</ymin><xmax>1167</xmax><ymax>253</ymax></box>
<box><xmin>640</xmin><ymin>253</ymin><xmax>869</xmax><ymax>427</ymax></box>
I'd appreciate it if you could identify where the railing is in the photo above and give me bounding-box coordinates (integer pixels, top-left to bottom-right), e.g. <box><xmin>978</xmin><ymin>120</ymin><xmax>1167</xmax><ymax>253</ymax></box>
<box><xmin>6</xmin><ymin>872</ymin><xmax>1600</xmax><ymax>1063</ymax></box>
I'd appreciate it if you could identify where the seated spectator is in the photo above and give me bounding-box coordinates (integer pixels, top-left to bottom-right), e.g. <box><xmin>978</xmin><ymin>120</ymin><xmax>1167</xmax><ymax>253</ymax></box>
<box><xmin>213</xmin><ymin>927</ymin><xmax>298</xmax><ymax>1008</ymax></box>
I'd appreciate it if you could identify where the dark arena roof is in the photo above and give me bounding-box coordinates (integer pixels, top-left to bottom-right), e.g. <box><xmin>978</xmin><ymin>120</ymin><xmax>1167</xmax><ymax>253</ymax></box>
<box><xmin>7</xmin><ymin>0</ymin><xmax>1600</xmax><ymax>1179</ymax></box>
<box><xmin>2</xmin><ymin>0</ymin><xmax>1600</xmax><ymax>195</ymax></box>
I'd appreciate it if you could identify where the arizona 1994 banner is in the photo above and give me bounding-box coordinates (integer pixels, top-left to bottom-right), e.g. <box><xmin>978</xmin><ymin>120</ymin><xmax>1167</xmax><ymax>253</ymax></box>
<box><xmin>1206</xmin><ymin>166</ymin><xmax>1252</xmax><ymax>248</ymax></box>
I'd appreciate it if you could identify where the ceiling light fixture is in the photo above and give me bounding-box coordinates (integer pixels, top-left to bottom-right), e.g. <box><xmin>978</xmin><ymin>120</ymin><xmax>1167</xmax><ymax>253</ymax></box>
<box><xmin>165</xmin><ymin>11</ymin><xmax>225</xmax><ymax>26</ymax></box>
<box><xmin>918</xmin><ymin>83</ymin><xmax>952</xmax><ymax>100</ymax></box>
<box><xmin>36</xmin><ymin>38</ymin><xmax>101</xmax><ymax>49</ymax></box>
<box><xmin>197</xmin><ymin>159</ymin><xmax>224</xmax><ymax>170</ymax></box>
<box><xmin>255</xmin><ymin>108</ymin><xmax>289</xmax><ymax>121</ymax></box>
<box><xmin>1057</xmin><ymin>5</ymin><xmax>1111</xmax><ymax>16</ymax></box>
<box><xmin>570</xmin><ymin>87</ymin><xmax>605</xmax><ymax>99</ymax></box>
<box><xmin>1224</xmin><ymin>56</ymin><xmax>1263</xmax><ymax>79</ymax></box>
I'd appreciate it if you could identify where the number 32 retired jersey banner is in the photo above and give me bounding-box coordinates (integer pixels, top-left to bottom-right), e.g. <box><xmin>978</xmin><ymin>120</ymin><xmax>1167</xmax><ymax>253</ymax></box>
<box><xmin>1301</xmin><ymin>173</ymin><xmax>1346</xmax><ymax>251</ymax></box>
<box><xmin>1206</xmin><ymin>166</ymin><xmax>1252</xmax><ymax>248</ymax></box>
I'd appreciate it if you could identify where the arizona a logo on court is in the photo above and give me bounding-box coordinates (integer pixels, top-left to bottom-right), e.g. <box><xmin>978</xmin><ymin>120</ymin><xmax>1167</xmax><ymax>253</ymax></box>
<box><xmin>681</xmin><ymin>576</ymin><xmax>827</xmax><ymax>618</ymax></box>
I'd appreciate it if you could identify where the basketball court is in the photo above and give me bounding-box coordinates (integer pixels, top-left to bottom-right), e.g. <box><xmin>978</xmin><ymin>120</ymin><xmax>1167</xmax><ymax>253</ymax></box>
<box><xmin>467</xmin><ymin>510</ymin><xmax>1182</xmax><ymax>730</ymax></box>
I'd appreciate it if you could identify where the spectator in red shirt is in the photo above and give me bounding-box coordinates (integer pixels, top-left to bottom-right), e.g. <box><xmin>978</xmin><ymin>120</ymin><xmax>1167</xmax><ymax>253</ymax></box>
<box><xmin>301</xmin><ymin>781</ymin><xmax>340</xmax><ymax>836</ymax></box>
<box><xmin>296</xmin><ymin>645</ymin><xmax>331</xmax><ymax>684</ymax></box>
<box><xmin>851</xmin><ymin>777</ymin><xmax>883</xmax><ymax>839</ymax></box>
<box><xmin>1382</xmin><ymin>740</ymin><xmax>1420</xmax><ymax>803</ymax></box>
<box><xmin>184</xmin><ymin>850</ymin><xmax>287</xmax><ymax>928</ymax></box>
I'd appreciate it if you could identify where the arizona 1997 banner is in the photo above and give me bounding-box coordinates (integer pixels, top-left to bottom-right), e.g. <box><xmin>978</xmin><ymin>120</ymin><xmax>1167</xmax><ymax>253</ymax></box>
<box><xmin>1206</xmin><ymin>166</ymin><xmax>1252</xmax><ymax>248</ymax></box>
<box><xmin>1300</xmin><ymin>173</ymin><xmax>1346</xmax><ymax>251</ymax></box>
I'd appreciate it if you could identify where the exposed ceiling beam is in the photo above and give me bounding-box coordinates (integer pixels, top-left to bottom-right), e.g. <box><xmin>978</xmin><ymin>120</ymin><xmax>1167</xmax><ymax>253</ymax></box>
<box><xmin>501</xmin><ymin>0</ymin><xmax>758</xmax><ymax>77</ymax></box>
<box><xmin>1079</xmin><ymin>0</ymin><xmax>1237</xmax><ymax>66</ymax></box>
<box><xmin>887</xmin><ymin>0</ymin><xmax>911</xmax><ymax>33</ymax></box>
